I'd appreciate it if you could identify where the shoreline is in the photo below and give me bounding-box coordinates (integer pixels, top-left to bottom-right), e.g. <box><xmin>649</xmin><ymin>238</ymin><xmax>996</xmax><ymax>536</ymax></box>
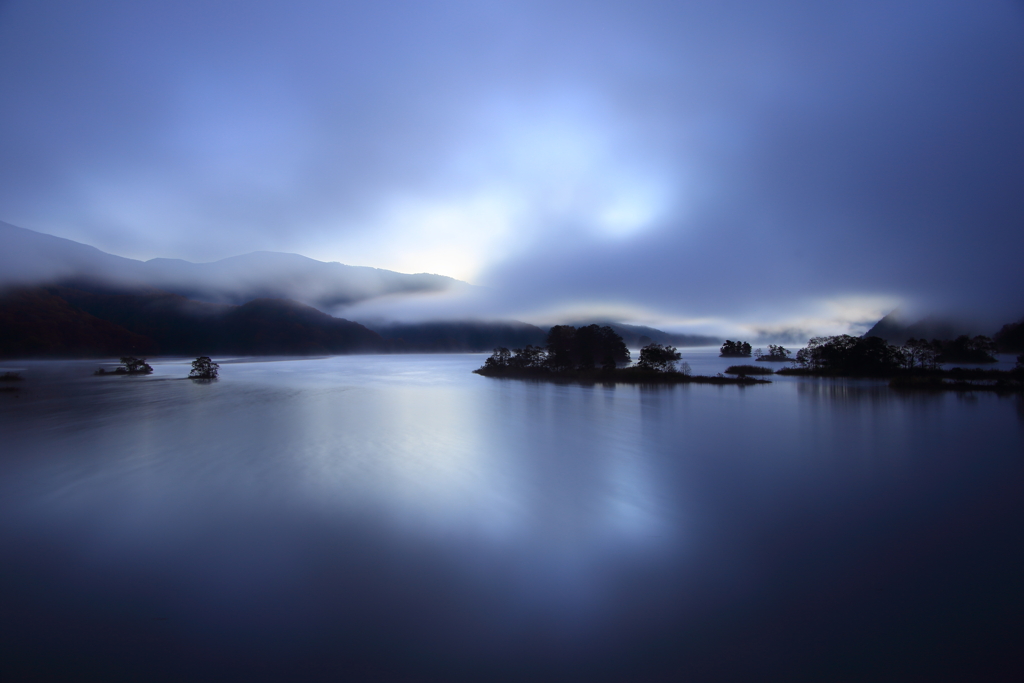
<box><xmin>473</xmin><ymin>366</ymin><xmax>770</xmax><ymax>385</ymax></box>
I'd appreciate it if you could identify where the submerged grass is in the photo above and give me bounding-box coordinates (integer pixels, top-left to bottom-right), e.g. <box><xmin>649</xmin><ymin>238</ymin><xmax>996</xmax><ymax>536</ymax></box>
<box><xmin>724</xmin><ymin>365</ymin><xmax>774</xmax><ymax>375</ymax></box>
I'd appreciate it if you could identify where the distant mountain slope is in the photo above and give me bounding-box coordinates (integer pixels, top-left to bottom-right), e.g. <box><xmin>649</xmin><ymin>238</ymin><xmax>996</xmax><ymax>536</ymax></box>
<box><xmin>0</xmin><ymin>221</ymin><xmax>468</xmax><ymax>312</ymax></box>
<box><xmin>0</xmin><ymin>288</ymin><xmax>158</xmax><ymax>358</ymax></box>
<box><xmin>863</xmin><ymin>310</ymin><xmax>972</xmax><ymax>345</ymax></box>
<box><xmin>0</xmin><ymin>285</ymin><xmax>385</xmax><ymax>358</ymax></box>
<box><xmin>0</xmin><ymin>221</ymin><xmax>151</xmax><ymax>290</ymax></box>
<box><xmin>568</xmin><ymin>321</ymin><xmax>719</xmax><ymax>348</ymax></box>
<box><xmin>369</xmin><ymin>320</ymin><xmax>718</xmax><ymax>353</ymax></box>
<box><xmin>141</xmin><ymin>251</ymin><xmax>467</xmax><ymax>309</ymax></box>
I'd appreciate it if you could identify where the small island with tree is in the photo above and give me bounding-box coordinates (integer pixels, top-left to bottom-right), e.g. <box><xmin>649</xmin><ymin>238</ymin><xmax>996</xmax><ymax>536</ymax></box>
<box><xmin>92</xmin><ymin>356</ymin><xmax>223</xmax><ymax>381</ymax></box>
<box><xmin>94</xmin><ymin>356</ymin><xmax>153</xmax><ymax>375</ymax></box>
<box><xmin>719</xmin><ymin>340</ymin><xmax>752</xmax><ymax>357</ymax></box>
<box><xmin>475</xmin><ymin>325</ymin><xmax>768</xmax><ymax>385</ymax></box>
<box><xmin>189</xmin><ymin>356</ymin><xmax>220</xmax><ymax>380</ymax></box>
<box><xmin>754</xmin><ymin>344</ymin><xmax>793</xmax><ymax>362</ymax></box>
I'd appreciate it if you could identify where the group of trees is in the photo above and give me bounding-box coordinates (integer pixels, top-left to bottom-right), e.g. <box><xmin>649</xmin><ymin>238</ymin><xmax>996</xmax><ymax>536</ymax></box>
<box><xmin>94</xmin><ymin>356</ymin><xmax>154</xmax><ymax>375</ymax></box>
<box><xmin>482</xmin><ymin>325</ymin><xmax>687</xmax><ymax>374</ymax></box>
<box><xmin>637</xmin><ymin>343</ymin><xmax>686</xmax><ymax>373</ymax></box>
<box><xmin>484</xmin><ymin>324</ymin><xmax>631</xmax><ymax>372</ymax></box>
<box><xmin>794</xmin><ymin>336</ymin><xmax>905</xmax><ymax>374</ymax></box>
<box><xmin>189</xmin><ymin>356</ymin><xmax>220</xmax><ymax>379</ymax></box>
<box><xmin>719</xmin><ymin>340</ymin><xmax>752</xmax><ymax>357</ymax></box>
<box><xmin>791</xmin><ymin>334</ymin><xmax>999</xmax><ymax>374</ymax></box>
<box><xmin>545</xmin><ymin>325</ymin><xmax>632</xmax><ymax>370</ymax></box>
<box><xmin>721</xmin><ymin>342</ymin><xmax>792</xmax><ymax>362</ymax></box>
<box><xmin>94</xmin><ymin>356</ymin><xmax>219</xmax><ymax>379</ymax></box>
<box><xmin>755</xmin><ymin>345</ymin><xmax>792</xmax><ymax>361</ymax></box>
<box><xmin>994</xmin><ymin>318</ymin><xmax>1024</xmax><ymax>353</ymax></box>
<box><xmin>929</xmin><ymin>335</ymin><xmax>998</xmax><ymax>364</ymax></box>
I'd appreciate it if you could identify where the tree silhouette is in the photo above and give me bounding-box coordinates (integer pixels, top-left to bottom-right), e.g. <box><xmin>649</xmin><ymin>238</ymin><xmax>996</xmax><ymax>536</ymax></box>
<box><xmin>795</xmin><ymin>335</ymin><xmax>902</xmax><ymax>374</ymax></box>
<box><xmin>901</xmin><ymin>338</ymin><xmax>939</xmax><ymax>370</ymax></box>
<box><xmin>720</xmin><ymin>340</ymin><xmax>752</xmax><ymax>357</ymax></box>
<box><xmin>478</xmin><ymin>326</ymin><xmax>630</xmax><ymax>374</ymax></box>
<box><xmin>932</xmin><ymin>335</ymin><xmax>997</xmax><ymax>364</ymax></box>
<box><xmin>544</xmin><ymin>324</ymin><xmax>629</xmax><ymax>371</ymax></box>
<box><xmin>189</xmin><ymin>356</ymin><xmax>220</xmax><ymax>379</ymax></box>
<box><xmin>482</xmin><ymin>347</ymin><xmax>511</xmax><ymax>369</ymax></box>
<box><xmin>119</xmin><ymin>357</ymin><xmax>153</xmax><ymax>374</ymax></box>
<box><xmin>509</xmin><ymin>345</ymin><xmax>546</xmax><ymax>368</ymax></box>
<box><xmin>755</xmin><ymin>345</ymin><xmax>792</xmax><ymax>361</ymax></box>
<box><xmin>637</xmin><ymin>343</ymin><xmax>682</xmax><ymax>372</ymax></box>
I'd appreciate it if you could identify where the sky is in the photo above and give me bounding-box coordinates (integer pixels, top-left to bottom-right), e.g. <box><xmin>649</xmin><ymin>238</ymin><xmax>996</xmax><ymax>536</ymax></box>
<box><xmin>1</xmin><ymin>0</ymin><xmax>1023</xmax><ymax>336</ymax></box>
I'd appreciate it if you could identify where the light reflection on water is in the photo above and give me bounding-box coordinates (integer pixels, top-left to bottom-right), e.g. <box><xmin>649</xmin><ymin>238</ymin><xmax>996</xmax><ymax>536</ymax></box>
<box><xmin>1</xmin><ymin>353</ymin><xmax>1022</xmax><ymax>681</ymax></box>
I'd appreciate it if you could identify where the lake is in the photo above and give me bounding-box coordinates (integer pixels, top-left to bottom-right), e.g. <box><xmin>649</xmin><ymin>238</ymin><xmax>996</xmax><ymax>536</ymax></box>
<box><xmin>1</xmin><ymin>350</ymin><xmax>1022</xmax><ymax>681</ymax></box>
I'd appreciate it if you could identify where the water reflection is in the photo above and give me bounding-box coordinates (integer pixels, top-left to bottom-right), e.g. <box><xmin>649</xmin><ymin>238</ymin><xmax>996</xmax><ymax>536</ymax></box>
<box><xmin>1</xmin><ymin>356</ymin><xmax>1022</xmax><ymax>681</ymax></box>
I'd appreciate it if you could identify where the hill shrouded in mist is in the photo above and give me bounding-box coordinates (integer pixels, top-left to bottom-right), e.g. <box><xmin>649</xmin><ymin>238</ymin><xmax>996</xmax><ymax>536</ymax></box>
<box><xmin>1</xmin><ymin>221</ymin><xmax>723</xmax><ymax>357</ymax></box>
<box><xmin>0</xmin><ymin>285</ymin><xmax>384</xmax><ymax>358</ymax></box>
<box><xmin>0</xmin><ymin>221</ymin><xmax>468</xmax><ymax>313</ymax></box>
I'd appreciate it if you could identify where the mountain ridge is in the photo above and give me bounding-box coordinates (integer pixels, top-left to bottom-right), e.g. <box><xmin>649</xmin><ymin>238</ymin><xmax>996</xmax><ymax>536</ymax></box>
<box><xmin>0</xmin><ymin>221</ymin><xmax>469</xmax><ymax>312</ymax></box>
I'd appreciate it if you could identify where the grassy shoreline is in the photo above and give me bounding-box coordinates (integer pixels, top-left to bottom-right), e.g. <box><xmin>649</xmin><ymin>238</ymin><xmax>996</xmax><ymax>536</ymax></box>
<box><xmin>474</xmin><ymin>366</ymin><xmax>770</xmax><ymax>385</ymax></box>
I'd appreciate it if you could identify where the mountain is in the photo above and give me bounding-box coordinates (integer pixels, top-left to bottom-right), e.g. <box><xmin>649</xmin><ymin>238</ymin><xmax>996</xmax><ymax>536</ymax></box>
<box><xmin>863</xmin><ymin>309</ymin><xmax>973</xmax><ymax>345</ymax></box>
<box><xmin>0</xmin><ymin>288</ymin><xmax>158</xmax><ymax>358</ymax></box>
<box><xmin>0</xmin><ymin>221</ymin><xmax>469</xmax><ymax>312</ymax></box>
<box><xmin>0</xmin><ymin>284</ymin><xmax>384</xmax><ymax>358</ymax></box>
<box><xmin>0</xmin><ymin>221</ymin><xmax>722</xmax><ymax>354</ymax></box>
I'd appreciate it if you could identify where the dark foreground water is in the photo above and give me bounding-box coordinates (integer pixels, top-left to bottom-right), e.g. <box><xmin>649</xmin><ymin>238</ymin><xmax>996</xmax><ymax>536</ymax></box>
<box><xmin>1</xmin><ymin>352</ymin><xmax>1022</xmax><ymax>682</ymax></box>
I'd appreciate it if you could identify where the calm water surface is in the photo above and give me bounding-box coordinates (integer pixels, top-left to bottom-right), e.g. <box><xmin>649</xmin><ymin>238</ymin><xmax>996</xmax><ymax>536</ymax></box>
<box><xmin>1</xmin><ymin>350</ymin><xmax>1022</xmax><ymax>681</ymax></box>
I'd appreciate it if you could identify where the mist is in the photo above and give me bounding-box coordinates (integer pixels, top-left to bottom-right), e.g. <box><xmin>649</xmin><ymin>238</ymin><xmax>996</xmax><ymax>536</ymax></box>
<box><xmin>1</xmin><ymin>1</ymin><xmax>1023</xmax><ymax>335</ymax></box>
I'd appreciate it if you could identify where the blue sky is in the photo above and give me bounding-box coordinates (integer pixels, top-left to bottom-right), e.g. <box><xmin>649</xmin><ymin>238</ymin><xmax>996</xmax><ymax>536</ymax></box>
<box><xmin>1</xmin><ymin>1</ymin><xmax>1023</xmax><ymax>335</ymax></box>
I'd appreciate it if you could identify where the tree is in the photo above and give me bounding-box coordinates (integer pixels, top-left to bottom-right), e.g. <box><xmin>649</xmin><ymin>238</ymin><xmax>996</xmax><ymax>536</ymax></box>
<box><xmin>545</xmin><ymin>325</ymin><xmax>577</xmax><ymax>370</ymax></box>
<box><xmin>994</xmin><ymin>318</ymin><xmax>1024</xmax><ymax>353</ymax></box>
<box><xmin>637</xmin><ymin>343</ymin><xmax>682</xmax><ymax>372</ymax></box>
<box><xmin>794</xmin><ymin>335</ymin><xmax>902</xmax><ymax>374</ymax></box>
<box><xmin>189</xmin><ymin>356</ymin><xmax>220</xmax><ymax>379</ymax></box>
<box><xmin>544</xmin><ymin>325</ymin><xmax>629</xmax><ymax>371</ymax></box>
<box><xmin>483</xmin><ymin>347</ymin><xmax>511</xmax><ymax>369</ymax></box>
<box><xmin>587</xmin><ymin>324</ymin><xmax>630</xmax><ymax>369</ymax></box>
<box><xmin>509</xmin><ymin>345</ymin><xmax>546</xmax><ymax>368</ymax></box>
<box><xmin>932</xmin><ymin>335</ymin><xmax>997</xmax><ymax>364</ymax></box>
<box><xmin>720</xmin><ymin>340</ymin><xmax>752</xmax><ymax>357</ymax></box>
<box><xmin>755</xmin><ymin>345</ymin><xmax>792</xmax><ymax>361</ymax></box>
<box><xmin>118</xmin><ymin>356</ymin><xmax>153</xmax><ymax>374</ymax></box>
<box><xmin>901</xmin><ymin>338</ymin><xmax>939</xmax><ymax>370</ymax></box>
<box><xmin>477</xmin><ymin>325</ymin><xmax>629</xmax><ymax>375</ymax></box>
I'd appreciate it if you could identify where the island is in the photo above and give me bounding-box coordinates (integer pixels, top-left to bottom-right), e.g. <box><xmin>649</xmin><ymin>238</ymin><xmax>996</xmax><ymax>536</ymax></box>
<box><xmin>754</xmin><ymin>344</ymin><xmax>793</xmax><ymax>362</ymax></box>
<box><xmin>474</xmin><ymin>325</ymin><xmax>769</xmax><ymax>385</ymax></box>
<box><xmin>719</xmin><ymin>340</ymin><xmax>752</xmax><ymax>357</ymax></box>
<box><xmin>777</xmin><ymin>334</ymin><xmax>1023</xmax><ymax>393</ymax></box>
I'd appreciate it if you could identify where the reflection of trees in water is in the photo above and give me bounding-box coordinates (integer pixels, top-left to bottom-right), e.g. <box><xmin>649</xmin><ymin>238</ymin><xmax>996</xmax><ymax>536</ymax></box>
<box><xmin>796</xmin><ymin>379</ymin><xmax>900</xmax><ymax>405</ymax></box>
<box><xmin>796</xmin><ymin>378</ymin><xmax>902</xmax><ymax>404</ymax></box>
<box><xmin>795</xmin><ymin>378</ymin><xmax>1024</xmax><ymax>425</ymax></box>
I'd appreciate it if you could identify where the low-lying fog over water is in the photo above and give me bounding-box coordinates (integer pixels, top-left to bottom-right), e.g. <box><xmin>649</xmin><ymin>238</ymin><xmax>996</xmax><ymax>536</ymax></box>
<box><xmin>2</xmin><ymin>351</ymin><xmax>1022</xmax><ymax>681</ymax></box>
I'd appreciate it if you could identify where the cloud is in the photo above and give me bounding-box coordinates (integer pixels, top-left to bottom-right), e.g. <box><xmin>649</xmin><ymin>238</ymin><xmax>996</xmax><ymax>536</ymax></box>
<box><xmin>1</xmin><ymin>0</ymin><xmax>1023</xmax><ymax>333</ymax></box>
